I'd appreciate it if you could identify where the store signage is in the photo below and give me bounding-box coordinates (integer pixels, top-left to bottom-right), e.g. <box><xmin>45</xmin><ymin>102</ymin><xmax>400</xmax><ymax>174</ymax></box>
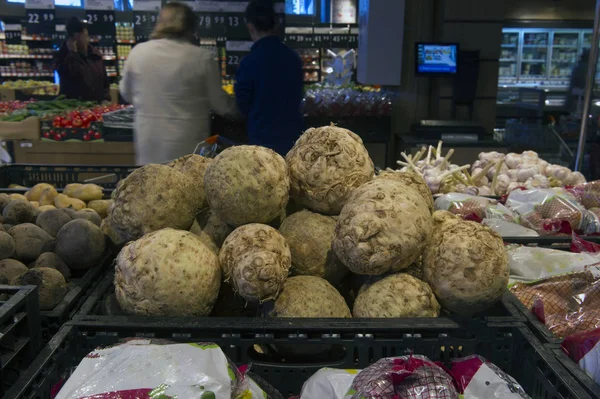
<box><xmin>53</xmin><ymin>24</ymin><xmax>67</xmax><ymax>46</ymax></box>
<box><xmin>25</xmin><ymin>0</ymin><xmax>55</xmax><ymax>37</ymax></box>
<box><xmin>4</xmin><ymin>24</ymin><xmax>22</xmax><ymax>45</ymax></box>
<box><xmin>285</xmin><ymin>34</ymin><xmax>314</xmax><ymax>48</ymax></box>
<box><xmin>224</xmin><ymin>40</ymin><xmax>252</xmax><ymax>75</ymax></box>
<box><xmin>133</xmin><ymin>0</ymin><xmax>161</xmax><ymax>43</ymax></box>
<box><xmin>85</xmin><ymin>0</ymin><xmax>116</xmax><ymax>39</ymax></box>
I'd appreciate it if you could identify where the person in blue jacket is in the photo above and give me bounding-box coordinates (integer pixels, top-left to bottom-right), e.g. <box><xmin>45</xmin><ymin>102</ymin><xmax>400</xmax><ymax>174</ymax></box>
<box><xmin>235</xmin><ymin>1</ymin><xmax>304</xmax><ymax>156</ymax></box>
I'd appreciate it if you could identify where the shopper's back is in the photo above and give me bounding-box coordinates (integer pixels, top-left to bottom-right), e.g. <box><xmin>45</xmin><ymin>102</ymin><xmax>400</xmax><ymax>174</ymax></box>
<box><xmin>235</xmin><ymin>2</ymin><xmax>304</xmax><ymax>156</ymax></box>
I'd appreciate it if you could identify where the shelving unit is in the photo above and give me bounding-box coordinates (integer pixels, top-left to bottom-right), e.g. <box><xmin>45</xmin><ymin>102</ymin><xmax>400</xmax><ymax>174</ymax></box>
<box><xmin>0</xmin><ymin>28</ymin><xmax>55</xmax><ymax>80</ymax></box>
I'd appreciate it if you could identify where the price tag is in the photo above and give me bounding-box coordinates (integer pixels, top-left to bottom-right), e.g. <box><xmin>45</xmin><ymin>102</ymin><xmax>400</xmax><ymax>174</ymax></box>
<box><xmin>285</xmin><ymin>34</ymin><xmax>314</xmax><ymax>48</ymax></box>
<box><xmin>53</xmin><ymin>24</ymin><xmax>67</xmax><ymax>46</ymax></box>
<box><xmin>4</xmin><ymin>24</ymin><xmax>22</xmax><ymax>44</ymax></box>
<box><xmin>225</xmin><ymin>40</ymin><xmax>252</xmax><ymax>75</ymax></box>
<box><xmin>331</xmin><ymin>34</ymin><xmax>357</xmax><ymax>47</ymax></box>
<box><xmin>85</xmin><ymin>0</ymin><xmax>116</xmax><ymax>39</ymax></box>
<box><xmin>25</xmin><ymin>0</ymin><xmax>55</xmax><ymax>36</ymax></box>
<box><xmin>133</xmin><ymin>0</ymin><xmax>160</xmax><ymax>43</ymax></box>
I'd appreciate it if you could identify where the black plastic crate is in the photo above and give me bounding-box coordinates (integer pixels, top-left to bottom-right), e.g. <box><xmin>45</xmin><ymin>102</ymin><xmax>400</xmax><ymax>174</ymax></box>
<box><xmin>75</xmin><ymin>269</ymin><xmax>526</xmax><ymax>324</ymax></box>
<box><xmin>0</xmin><ymin>164</ymin><xmax>136</xmax><ymax>189</ymax></box>
<box><xmin>505</xmin><ymin>290</ymin><xmax>562</xmax><ymax>345</ymax></box>
<box><xmin>40</xmin><ymin>256</ymin><xmax>112</xmax><ymax>340</ymax></box>
<box><xmin>5</xmin><ymin>320</ymin><xmax>592</xmax><ymax>398</ymax></box>
<box><xmin>0</xmin><ymin>285</ymin><xmax>42</xmax><ymax>397</ymax></box>
<box><xmin>549</xmin><ymin>345</ymin><xmax>600</xmax><ymax>399</ymax></box>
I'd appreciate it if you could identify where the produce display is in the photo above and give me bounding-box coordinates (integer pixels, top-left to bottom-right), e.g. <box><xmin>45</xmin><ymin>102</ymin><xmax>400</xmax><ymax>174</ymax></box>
<box><xmin>395</xmin><ymin>144</ymin><xmax>586</xmax><ymax>196</ymax></box>
<box><xmin>0</xmin><ymin>182</ymin><xmax>108</xmax><ymax>310</ymax></box>
<box><xmin>302</xmin><ymin>85</ymin><xmax>394</xmax><ymax>117</ymax></box>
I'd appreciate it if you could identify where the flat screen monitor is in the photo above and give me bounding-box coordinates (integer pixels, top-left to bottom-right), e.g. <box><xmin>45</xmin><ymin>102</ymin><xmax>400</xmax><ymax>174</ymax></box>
<box><xmin>415</xmin><ymin>43</ymin><xmax>459</xmax><ymax>75</ymax></box>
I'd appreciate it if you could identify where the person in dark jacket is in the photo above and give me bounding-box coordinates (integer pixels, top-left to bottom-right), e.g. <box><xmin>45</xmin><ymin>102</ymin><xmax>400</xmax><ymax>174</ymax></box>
<box><xmin>234</xmin><ymin>1</ymin><xmax>304</xmax><ymax>156</ymax></box>
<box><xmin>56</xmin><ymin>17</ymin><xmax>110</xmax><ymax>102</ymax></box>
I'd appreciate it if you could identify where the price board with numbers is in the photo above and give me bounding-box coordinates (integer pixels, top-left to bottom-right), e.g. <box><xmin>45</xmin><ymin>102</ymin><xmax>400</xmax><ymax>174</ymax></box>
<box><xmin>284</xmin><ymin>34</ymin><xmax>314</xmax><ymax>48</ymax></box>
<box><xmin>4</xmin><ymin>24</ymin><xmax>22</xmax><ymax>45</ymax></box>
<box><xmin>84</xmin><ymin>0</ymin><xmax>116</xmax><ymax>39</ymax></box>
<box><xmin>224</xmin><ymin>40</ymin><xmax>252</xmax><ymax>75</ymax></box>
<box><xmin>331</xmin><ymin>34</ymin><xmax>358</xmax><ymax>48</ymax></box>
<box><xmin>133</xmin><ymin>0</ymin><xmax>160</xmax><ymax>43</ymax></box>
<box><xmin>52</xmin><ymin>28</ymin><xmax>67</xmax><ymax>47</ymax></box>
<box><xmin>25</xmin><ymin>0</ymin><xmax>55</xmax><ymax>37</ymax></box>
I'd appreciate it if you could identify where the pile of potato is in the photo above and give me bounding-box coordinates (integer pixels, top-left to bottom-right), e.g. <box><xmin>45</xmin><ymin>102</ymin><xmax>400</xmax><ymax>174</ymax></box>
<box><xmin>109</xmin><ymin>125</ymin><xmax>509</xmax><ymax>319</ymax></box>
<box><xmin>0</xmin><ymin>183</ymin><xmax>108</xmax><ymax>310</ymax></box>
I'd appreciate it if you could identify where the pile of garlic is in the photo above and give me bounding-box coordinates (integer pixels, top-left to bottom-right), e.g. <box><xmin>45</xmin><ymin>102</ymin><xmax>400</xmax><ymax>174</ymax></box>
<box><xmin>392</xmin><ymin>142</ymin><xmax>586</xmax><ymax>196</ymax></box>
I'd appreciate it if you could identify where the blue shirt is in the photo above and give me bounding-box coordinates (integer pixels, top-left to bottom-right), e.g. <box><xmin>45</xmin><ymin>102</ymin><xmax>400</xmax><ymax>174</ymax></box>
<box><xmin>235</xmin><ymin>36</ymin><xmax>304</xmax><ymax>156</ymax></box>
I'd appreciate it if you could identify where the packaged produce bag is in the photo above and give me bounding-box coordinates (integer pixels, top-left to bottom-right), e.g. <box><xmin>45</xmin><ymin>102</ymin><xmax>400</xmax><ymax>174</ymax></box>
<box><xmin>194</xmin><ymin>135</ymin><xmax>239</xmax><ymax>158</ymax></box>
<box><xmin>562</xmin><ymin>328</ymin><xmax>600</xmax><ymax>385</ymax></box>
<box><xmin>298</xmin><ymin>368</ymin><xmax>359</xmax><ymax>399</ymax></box>
<box><xmin>568</xmin><ymin>180</ymin><xmax>600</xmax><ymax>210</ymax></box>
<box><xmin>482</xmin><ymin>219</ymin><xmax>538</xmax><ymax>237</ymax></box>
<box><xmin>434</xmin><ymin>193</ymin><xmax>516</xmax><ymax>223</ymax></box>
<box><xmin>55</xmin><ymin>339</ymin><xmax>265</xmax><ymax>399</ymax></box>
<box><xmin>510</xmin><ymin>271</ymin><xmax>600</xmax><ymax>338</ymax></box>
<box><xmin>451</xmin><ymin>355</ymin><xmax>529</xmax><ymax>399</ymax></box>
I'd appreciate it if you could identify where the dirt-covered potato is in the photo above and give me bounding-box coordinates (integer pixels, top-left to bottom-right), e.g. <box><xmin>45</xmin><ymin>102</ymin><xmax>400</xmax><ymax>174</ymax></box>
<box><xmin>86</xmin><ymin>200</ymin><xmax>112</xmax><ymax>219</ymax></box>
<box><xmin>55</xmin><ymin>219</ymin><xmax>105</xmax><ymax>270</ymax></box>
<box><xmin>168</xmin><ymin>154</ymin><xmax>212</xmax><ymax>210</ymax></box>
<box><xmin>63</xmin><ymin>183</ymin><xmax>83</xmax><ymax>197</ymax></box>
<box><xmin>0</xmin><ymin>232</ymin><xmax>15</xmax><ymax>260</ymax></box>
<box><xmin>271</xmin><ymin>275</ymin><xmax>351</xmax><ymax>317</ymax></box>
<box><xmin>204</xmin><ymin>146</ymin><xmax>290</xmax><ymax>227</ymax></box>
<box><xmin>115</xmin><ymin>228</ymin><xmax>221</xmax><ymax>316</ymax></box>
<box><xmin>9</xmin><ymin>224</ymin><xmax>54</xmax><ymax>263</ymax></box>
<box><xmin>353</xmin><ymin>273</ymin><xmax>440</xmax><ymax>318</ymax></box>
<box><xmin>3</xmin><ymin>200</ymin><xmax>37</xmax><ymax>225</ymax></box>
<box><xmin>27</xmin><ymin>183</ymin><xmax>55</xmax><ymax>201</ymax></box>
<box><xmin>102</xmin><ymin>164</ymin><xmax>198</xmax><ymax>247</ymax></box>
<box><xmin>279</xmin><ymin>210</ymin><xmax>347</xmax><ymax>284</ymax></box>
<box><xmin>38</xmin><ymin>205</ymin><xmax>57</xmax><ymax>212</ymax></box>
<box><xmin>0</xmin><ymin>259</ymin><xmax>27</xmax><ymax>282</ymax></box>
<box><xmin>36</xmin><ymin>208</ymin><xmax>72</xmax><ymax>237</ymax></box>
<box><xmin>423</xmin><ymin>211</ymin><xmax>509</xmax><ymax>315</ymax></box>
<box><xmin>286</xmin><ymin>125</ymin><xmax>374</xmax><ymax>215</ymax></box>
<box><xmin>376</xmin><ymin>171</ymin><xmax>434</xmax><ymax>212</ymax></box>
<box><xmin>0</xmin><ymin>194</ymin><xmax>10</xmax><ymax>211</ymax></box>
<box><xmin>72</xmin><ymin>209</ymin><xmax>101</xmax><ymax>226</ymax></box>
<box><xmin>38</xmin><ymin>187</ymin><xmax>59</xmax><ymax>206</ymax></box>
<box><xmin>30</xmin><ymin>201</ymin><xmax>39</xmax><ymax>208</ymax></box>
<box><xmin>54</xmin><ymin>194</ymin><xmax>86</xmax><ymax>211</ymax></box>
<box><xmin>71</xmin><ymin>184</ymin><xmax>104</xmax><ymax>202</ymax></box>
<box><xmin>220</xmin><ymin>224</ymin><xmax>291</xmax><ymax>302</ymax></box>
<box><xmin>12</xmin><ymin>267</ymin><xmax>67</xmax><ymax>310</ymax></box>
<box><xmin>9</xmin><ymin>193</ymin><xmax>27</xmax><ymax>202</ymax></box>
<box><xmin>34</xmin><ymin>252</ymin><xmax>70</xmax><ymax>279</ymax></box>
<box><xmin>333</xmin><ymin>179</ymin><xmax>432</xmax><ymax>275</ymax></box>
<box><xmin>189</xmin><ymin>208</ymin><xmax>233</xmax><ymax>253</ymax></box>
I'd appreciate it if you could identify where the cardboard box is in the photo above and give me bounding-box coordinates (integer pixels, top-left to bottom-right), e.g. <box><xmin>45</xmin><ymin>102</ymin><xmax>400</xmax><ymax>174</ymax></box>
<box><xmin>0</xmin><ymin>116</ymin><xmax>40</xmax><ymax>141</ymax></box>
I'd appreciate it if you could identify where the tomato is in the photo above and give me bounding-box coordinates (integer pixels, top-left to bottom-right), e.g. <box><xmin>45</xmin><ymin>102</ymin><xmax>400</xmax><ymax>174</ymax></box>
<box><xmin>72</xmin><ymin>118</ymin><xmax>82</xmax><ymax>128</ymax></box>
<box><xmin>43</xmin><ymin>131</ymin><xmax>50</xmax><ymax>138</ymax></box>
<box><xmin>83</xmin><ymin>134</ymin><xmax>90</xmax><ymax>141</ymax></box>
<box><xmin>53</xmin><ymin>133</ymin><xmax>61</xmax><ymax>141</ymax></box>
<box><xmin>94</xmin><ymin>131</ymin><xmax>102</xmax><ymax>139</ymax></box>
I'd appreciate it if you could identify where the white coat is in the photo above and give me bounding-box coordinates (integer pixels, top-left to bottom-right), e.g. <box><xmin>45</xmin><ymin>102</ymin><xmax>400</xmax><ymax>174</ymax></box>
<box><xmin>120</xmin><ymin>38</ymin><xmax>236</xmax><ymax>165</ymax></box>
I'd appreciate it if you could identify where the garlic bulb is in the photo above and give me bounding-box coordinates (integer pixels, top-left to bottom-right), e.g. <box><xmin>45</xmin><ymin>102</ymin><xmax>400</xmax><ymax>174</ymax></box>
<box><xmin>505</xmin><ymin>153</ymin><xmax>522</xmax><ymax>169</ymax></box>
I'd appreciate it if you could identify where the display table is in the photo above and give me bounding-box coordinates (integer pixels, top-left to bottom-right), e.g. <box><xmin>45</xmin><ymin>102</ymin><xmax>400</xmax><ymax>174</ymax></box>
<box><xmin>11</xmin><ymin>140</ymin><xmax>135</xmax><ymax>165</ymax></box>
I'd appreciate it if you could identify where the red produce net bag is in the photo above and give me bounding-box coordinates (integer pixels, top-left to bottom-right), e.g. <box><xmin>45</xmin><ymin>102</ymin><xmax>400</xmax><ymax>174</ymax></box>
<box><xmin>562</xmin><ymin>328</ymin><xmax>600</xmax><ymax>385</ymax></box>
<box><xmin>348</xmin><ymin>355</ymin><xmax>459</xmax><ymax>399</ymax></box>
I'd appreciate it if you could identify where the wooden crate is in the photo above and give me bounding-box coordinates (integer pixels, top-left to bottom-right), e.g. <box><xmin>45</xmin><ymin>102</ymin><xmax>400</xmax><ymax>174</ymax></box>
<box><xmin>12</xmin><ymin>140</ymin><xmax>135</xmax><ymax>165</ymax></box>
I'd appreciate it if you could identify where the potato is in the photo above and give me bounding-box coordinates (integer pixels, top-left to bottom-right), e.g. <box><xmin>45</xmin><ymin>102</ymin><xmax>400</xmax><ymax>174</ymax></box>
<box><xmin>0</xmin><ymin>259</ymin><xmax>27</xmax><ymax>282</ymax></box>
<box><xmin>38</xmin><ymin>205</ymin><xmax>56</xmax><ymax>212</ymax></box>
<box><xmin>9</xmin><ymin>193</ymin><xmax>27</xmax><ymax>202</ymax></box>
<box><xmin>34</xmin><ymin>252</ymin><xmax>70</xmax><ymax>279</ymax></box>
<box><xmin>0</xmin><ymin>232</ymin><xmax>15</xmax><ymax>260</ymax></box>
<box><xmin>54</xmin><ymin>194</ymin><xmax>85</xmax><ymax>211</ymax></box>
<box><xmin>71</xmin><ymin>184</ymin><xmax>104</xmax><ymax>202</ymax></box>
<box><xmin>55</xmin><ymin>219</ymin><xmax>106</xmax><ymax>270</ymax></box>
<box><xmin>30</xmin><ymin>201</ymin><xmax>39</xmax><ymax>208</ymax></box>
<box><xmin>63</xmin><ymin>183</ymin><xmax>83</xmax><ymax>197</ymax></box>
<box><xmin>27</xmin><ymin>183</ymin><xmax>55</xmax><ymax>201</ymax></box>
<box><xmin>73</xmin><ymin>209</ymin><xmax>101</xmax><ymax>226</ymax></box>
<box><xmin>0</xmin><ymin>194</ymin><xmax>11</xmax><ymax>212</ymax></box>
<box><xmin>24</xmin><ymin>190</ymin><xmax>32</xmax><ymax>201</ymax></box>
<box><xmin>87</xmin><ymin>200</ymin><xmax>112</xmax><ymax>219</ymax></box>
<box><xmin>3</xmin><ymin>200</ymin><xmax>37</xmax><ymax>225</ymax></box>
<box><xmin>38</xmin><ymin>187</ymin><xmax>58</xmax><ymax>206</ymax></box>
<box><xmin>9</xmin><ymin>224</ymin><xmax>54</xmax><ymax>263</ymax></box>
<box><xmin>36</xmin><ymin>209</ymin><xmax>72</xmax><ymax>237</ymax></box>
<box><xmin>12</xmin><ymin>268</ymin><xmax>67</xmax><ymax>310</ymax></box>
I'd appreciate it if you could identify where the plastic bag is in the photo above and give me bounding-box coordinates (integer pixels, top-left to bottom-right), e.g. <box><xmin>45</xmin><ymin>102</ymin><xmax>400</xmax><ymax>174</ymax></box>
<box><xmin>450</xmin><ymin>355</ymin><xmax>529</xmax><ymax>399</ymax></box>
<box><xmin>194</xmin><ymin>135</ymin><xmax>239</xmax><ymax>158</ymax></box>
<box><xmin>510</xmin><ymin>271</ymin><xmax>600</xmax><ymax>338</ymax></box>
<box><xmin>568</xmin><ymin>180</ymin><xmax>600</xmax><ymax>209</ymax></box>
<box><xmin>55</xmin><ymin>339</ymin><xmax>264</xmax><ymax>399</ymax></box>
<box><xmin>505</xmin><ymin>188</ymin><xmax>585</xmax><ymax>235</ymax></box>
<box><xmin>434</xmin><ymin>194</ymin><xmax>516</xmax><ymax>223</ymax></box>
<box><xmin>298</xmin><ymin>368</ymin><xmax>359</xmax><ymax>399</ymax></box>
<box><xmin>482</xmin><ymin>219</ymin><xmax>538</xmax><ymax>237</ymax></box>
<box><xmin>347</xmin><ymin>355</ymin><xmax>459</xmax><ymax>399</ymax></box>
<box><xmin>562</xmin><ymin>328</ymin><xmax>600</xmax><ymax>385</ymax></box>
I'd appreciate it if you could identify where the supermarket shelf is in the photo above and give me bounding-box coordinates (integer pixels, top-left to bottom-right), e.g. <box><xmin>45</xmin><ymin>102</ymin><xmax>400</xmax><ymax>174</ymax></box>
<box><xmin>21</xmin><ymin>36</ymin><xmax>51</xmax><ymax>41</ymax></box>
<box><xmin>522</xmin><ymin>59</ymin><xmax>546</xmax><ymax>63</ymax></box>
<box><xmin>102</xmin><ymin>56</ymin><xmax>116</xmax><ymax>60</ymax></box>
<box><xmin>0</xmin><ymin>54</ymin><xmax>53</xmax><ymax>59</ymax></box>
<box><xmin>552</xmin><ymin>45</ymin><xmax>578</xmax><ymax>48</ymax></box>
<box><xmin>1</xmin><ymin>72</ymin><xmax>53</xmax><ymax>77</ymax></box>
<box><xmin>501</xmin><ymin>44</ymin><xmax>517</xmax><ymax>48</ymax></box>
<box><xmin>523</xmin><ymin>44</ymin><xmax>548</xmax><ymax>48</ymax></box>
<box><xmin>500</xmin><ymin>59</ymin><xmax>517</xmax><ymax>62</ymax></box>
<box><xmin>116</xmin><ymin>39</ymin><xmax>135</xmax><ymax>44</ymax></box>
<box><xmin>107</xmin><ymin>73</ymin><xmax>118</xmax><ymax>77</ymax></box>
<box><xmin>118</xmin><ymin>56</ymin><xmax>128</xmax><ymax>60</ymax></box>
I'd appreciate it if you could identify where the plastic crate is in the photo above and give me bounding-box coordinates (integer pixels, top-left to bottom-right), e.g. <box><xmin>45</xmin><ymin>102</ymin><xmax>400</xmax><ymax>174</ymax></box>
<box><xmin>549</xmin><ymin>345</ymin><xmax>600</xmax><ymax>399</ymax></box>
<box><xmin>39</xmin><ymin>255</ymin><xmax>112</xmax><ymax>340</ymax></box>
<box><xmin>75</xmin><ymin>269</ymin><xmax>526</xmax><ymax>324</ymax></box>
<box><xmin>0</xmin><ymin>164</ymin><xmax>136</xmax><ymax>189</ymax></box>
<box><xmin>0</xmin><ymin>285</ymin><xmax>42</xmax><ymax>396</ymax></box>
<box><xmin>5</xmin><ymin>320</ymin><xmax>592</xmax><ymax>398</ymax></box>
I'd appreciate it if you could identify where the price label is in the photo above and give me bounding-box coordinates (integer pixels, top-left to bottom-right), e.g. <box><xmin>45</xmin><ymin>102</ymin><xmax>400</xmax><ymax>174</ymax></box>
<box><xmin>285</xmin><ymin>34</ymin><xmax>314</xmax><ymax>48</ymax></box>
<box><xmin>331</xmin><ymin>34</ymin><xmax>357</xmax><ymax>47</ymax></box>
<box><xmin>225</xmin><ymin>40</ymin><xmax>252</xmax><ymax>75</ymax></box>
<box><xmin>25</xmin><ymin>10</ymin><xmax>56</xmax><ymax>36</ymax></box>
<box><xmin>52</xmin><ymin>25</ymin><xmax>67</xmax><ymax>46</ymax></box>
<box><xmin>86</xmin><ymin>11</ymin><xmax>116</xmax><ymax>38</ymax></box>
<box><xmin>4</xmin><ymin>24</ymin><xmax>22</xmax><ymax>44</ymax></box>
<box><xmin>313</xmin><ymin>34</ymin><xmax>331</xmax><ymax>47</ymax></box>
<box><xmin>133</xmin><ymin>11</ymin><xmax>158</xmax><ymax>43</ymax></box>
<box><xmin>196</xmin><ymin>13</ymin><xmax>227</xmax><ymax>38</ymax></box>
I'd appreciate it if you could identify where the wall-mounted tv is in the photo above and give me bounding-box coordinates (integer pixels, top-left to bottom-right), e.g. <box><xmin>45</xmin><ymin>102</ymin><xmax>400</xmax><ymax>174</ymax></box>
<box><xmin>415</xmin><ymin>43</ymin><xmax>459</xmax><ymax>75</ymax></box>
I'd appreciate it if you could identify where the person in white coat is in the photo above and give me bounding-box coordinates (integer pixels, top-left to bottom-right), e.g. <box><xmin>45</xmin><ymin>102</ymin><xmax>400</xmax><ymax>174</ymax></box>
<box><xmin>119</xmin><ymin>2</ymin><xmax>236</xmax><ymax>165</ymax></box>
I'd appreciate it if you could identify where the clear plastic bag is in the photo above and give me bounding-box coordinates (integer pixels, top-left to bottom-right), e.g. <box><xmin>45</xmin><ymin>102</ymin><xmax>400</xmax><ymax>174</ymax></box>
<box><xmin>299</xmin><ymin>368</ymin><xmax>359</xmax><ymax>399</ymax></box>
<box><xmin>568</xmin><ymin>180</ymin><xmax>600</xmax><ymax>210</ymax></box>
<box><xmin>193</xmin><ymin>135</ymin><xmax>239</xmax><ymax>158</ymax></box>
<box><xmin>434</xmin><ymin>193</ymin><xmax>517</xmax><ymax>223</ymax></box>
<box><xmin>482</xmin><ymin>219</ymin><xmax>539</xmax><ymax>237</ymax></box>
<box><xmin>348</xmin><ymin>355</ymin><xmax>459</xmax><ymax>399</ymax></box>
